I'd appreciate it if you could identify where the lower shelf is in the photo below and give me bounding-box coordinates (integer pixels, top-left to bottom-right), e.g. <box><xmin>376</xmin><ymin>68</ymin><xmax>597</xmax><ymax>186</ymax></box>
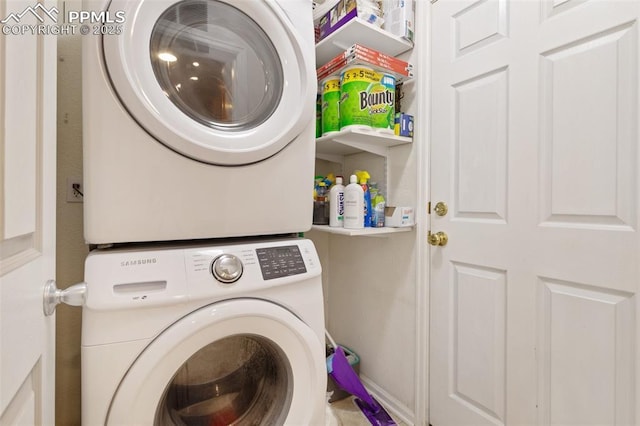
<box><xmin>316</xmin><ymin>127</ymin><xmax>412</xmax><ymax>159</ymax></box>
<box><xmin>310</xmin><ymin>225</ymin><xmax>414</xmax><ymax>236</ymax></box>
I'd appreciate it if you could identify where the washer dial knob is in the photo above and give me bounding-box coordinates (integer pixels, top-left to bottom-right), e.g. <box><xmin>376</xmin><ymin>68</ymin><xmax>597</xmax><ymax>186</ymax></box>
<box><xmin>211</xmin><ymin>254</ymin><xmax>243</xmax><ymax>284</ymax></box>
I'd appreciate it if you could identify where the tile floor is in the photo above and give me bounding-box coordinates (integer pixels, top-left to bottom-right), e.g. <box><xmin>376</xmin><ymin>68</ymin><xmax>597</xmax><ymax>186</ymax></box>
<box><xmin>326</xmin><ymin>396</ymin><xmax>407</xmax><ymax>425</ymax></box>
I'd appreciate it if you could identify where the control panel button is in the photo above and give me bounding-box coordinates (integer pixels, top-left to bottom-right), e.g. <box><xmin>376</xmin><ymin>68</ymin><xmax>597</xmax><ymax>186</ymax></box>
<box><xmin>256</xmin><ymin>245</ymin><xmax>306</xmax><ymax>280</ymax></box>
<box><xmin>211</xmin><ymin>254</ymin><xmax>243</xmax><ymax>284</ymax></box>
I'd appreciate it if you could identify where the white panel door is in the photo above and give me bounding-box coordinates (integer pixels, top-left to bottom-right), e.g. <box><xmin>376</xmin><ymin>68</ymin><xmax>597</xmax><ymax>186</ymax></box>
<box><xmin>429</xmin><ymin>0</ymin><xmax>640</xmax><ymax>425</ymax></box>
<box><xmin>0</xmin><ymin>0</ymin><xmax>57</xmax><ymax>424</ymax></box>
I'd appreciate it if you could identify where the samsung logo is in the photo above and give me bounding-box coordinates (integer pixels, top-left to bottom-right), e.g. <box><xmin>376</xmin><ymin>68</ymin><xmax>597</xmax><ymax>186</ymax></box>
<box><xmin>120</xmin><ymin>258</ymin><xmax>157</xmax><ymax>267</ymax></box>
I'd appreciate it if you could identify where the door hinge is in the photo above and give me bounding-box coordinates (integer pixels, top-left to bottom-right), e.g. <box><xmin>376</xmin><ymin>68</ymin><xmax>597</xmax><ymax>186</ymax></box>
<box><xmin>427</xmin><ymin>201</ymin><xmax>431</xmax><ymax>214</ymax></box>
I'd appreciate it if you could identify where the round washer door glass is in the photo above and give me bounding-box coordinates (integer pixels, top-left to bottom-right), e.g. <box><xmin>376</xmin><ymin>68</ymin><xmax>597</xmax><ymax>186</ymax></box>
<box><xmin>150</xmin><ymin>0</ymin><xmax>283</xmax><ymax>131</ymax></box>
<box><xmin>155</xmin><ymin>335</ymin><xmax>290</xmax><ymax>425</ymax></box>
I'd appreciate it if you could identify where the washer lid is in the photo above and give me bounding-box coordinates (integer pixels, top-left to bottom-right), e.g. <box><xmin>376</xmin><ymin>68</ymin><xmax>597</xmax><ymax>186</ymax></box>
<box><xmin>106</xmin><ymin>299</ymin><xmax>326</xmax><ymax>425</ymax></box>
<box><xmin>103</xmin><ymin>0</ymin><xmax>315</xmax><ymax>165</ymax></box>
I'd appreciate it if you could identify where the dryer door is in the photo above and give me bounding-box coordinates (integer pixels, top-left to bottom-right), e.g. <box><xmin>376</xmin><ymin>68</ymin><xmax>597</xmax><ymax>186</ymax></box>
<box><xmin>102</xmin><ymin>0</ymin><xmax>315</xmax><ymax>165</ymax></box>
<box><xmin>106</xmin><ymin>299</ymin><xmax>326</xmax><ymax>425</ymax></box>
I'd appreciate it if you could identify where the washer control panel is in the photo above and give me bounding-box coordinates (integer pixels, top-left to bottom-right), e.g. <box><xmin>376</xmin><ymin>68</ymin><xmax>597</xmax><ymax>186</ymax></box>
<box><xmin>83</xmin><ymin>239</ymin><xmax>321</xmax><ymax>311</ymax></box>
<box><xmin>256</xmin><ymin>245</ymin><xmax>307</xmax><ymax>280</ymax></box>
<box><xmin>184</xmin><ymin>239</ymin><xmax>320</xmax><ymax>297</ymax></box>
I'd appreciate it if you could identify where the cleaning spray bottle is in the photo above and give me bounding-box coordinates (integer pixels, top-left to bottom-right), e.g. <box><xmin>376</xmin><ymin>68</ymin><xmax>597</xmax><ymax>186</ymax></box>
<box><xmin>329</xmin><ymin>176</ymin><xmax>345</xmax><ymax>227</ymax></box>
<box><xmin>369</xmin><ymin>182</ymin><xmax>386</xmax><ymax>227</ymax></box>
<box><xmin>355</xmin><ymin>170</ymin><xmax>372</xmax><ymax>227</ymax></box>
<box><xmin>344</xmin><ymin>174</ymin><xmax>364</xmax><ymax>229</ymax></box>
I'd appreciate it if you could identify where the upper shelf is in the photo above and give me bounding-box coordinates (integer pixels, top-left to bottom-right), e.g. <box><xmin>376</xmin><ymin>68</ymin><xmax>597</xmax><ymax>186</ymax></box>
<box><xmin>315</xmin><ymin>127</ymin><xmax>412</xmax><ymax>161</ymax></box>
<box><xmin>315</xmin><ymin>19</ymin><xmax>414</xmax><ymax>67</ymax></box>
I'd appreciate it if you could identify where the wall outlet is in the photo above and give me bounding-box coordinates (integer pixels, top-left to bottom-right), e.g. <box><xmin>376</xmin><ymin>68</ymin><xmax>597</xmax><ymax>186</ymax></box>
<box><xmin>66</xmin><ymin>177</ymin><xmax>83</xmax><ymax>203</ymax></box>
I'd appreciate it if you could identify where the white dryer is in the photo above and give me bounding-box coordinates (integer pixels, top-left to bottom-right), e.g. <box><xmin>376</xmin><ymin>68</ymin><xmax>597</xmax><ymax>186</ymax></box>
<box><xmin>82</xmin><ymin>0</ymin><xmax>316</xmax><ymax>245</ymax></box>
<box><xmin>81</xmin><ymin>238</ymin><xmax>326</xmax><ymax>425</ymax></box>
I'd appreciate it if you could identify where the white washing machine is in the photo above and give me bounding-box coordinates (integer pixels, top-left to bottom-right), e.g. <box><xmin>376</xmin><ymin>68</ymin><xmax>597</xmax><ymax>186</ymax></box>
<box><xmin>81</xmin><ymin>238</ymin><xmax>327</xmax><ymax>425</ymax></box>
<box><xmin>82</xmin><ymin>0</ymin><xmax>316</xmax><ymax>245</ymax></box>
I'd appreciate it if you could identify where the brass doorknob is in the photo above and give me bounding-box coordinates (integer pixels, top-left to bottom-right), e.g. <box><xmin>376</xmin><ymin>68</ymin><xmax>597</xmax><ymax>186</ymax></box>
<box><xmin>434</xmin><ymin>202</ymin><xmax>448</xmax><ymax>217</ymax></box>
<box><xmin>428</xmin><ymin>231</ymin><xmax>448</xmax><ymax>247</ymax></box>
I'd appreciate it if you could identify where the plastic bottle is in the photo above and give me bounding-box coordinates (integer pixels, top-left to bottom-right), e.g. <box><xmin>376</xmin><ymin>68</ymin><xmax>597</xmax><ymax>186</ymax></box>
<box><xmin>343</xmin><ymin>175</ymin><xmax>364</xmax><ymax>229</ymax></box>
<box><xmin>329</xmin><ymin>176</ymin><xmax>345</xmax><ymax>227</ymax></box>
<box><xmin>355</xmin><ymin>170</ymin><xmax>372</xmax><ymax>227</ymax></box>
<box><xmin>370</xmin><ymin>182</ymin><xmax>386</xmax><ymax>227</ymax></box>
<box><xmin>369</xmin><ymin>182</ymin><xmax>378</xmax><ymax>226</ymax></box>
<box><xmin>313</xmin><ymin>182</ymin><xmax>329</xmax><ymax>225</ymax></box>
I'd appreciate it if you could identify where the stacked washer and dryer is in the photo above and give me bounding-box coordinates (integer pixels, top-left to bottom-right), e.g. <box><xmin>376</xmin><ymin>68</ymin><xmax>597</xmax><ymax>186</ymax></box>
<box><xmin>81</xmin><ymin>0</ymin><xmax>326</xmax><ymax>424</ymax></box>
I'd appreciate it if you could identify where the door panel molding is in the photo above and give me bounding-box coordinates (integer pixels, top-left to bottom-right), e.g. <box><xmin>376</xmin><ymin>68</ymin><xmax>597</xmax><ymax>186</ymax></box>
<box><xmin>453</xmin><ymin>0</ymin><xmax>509</xmax><ymax>58</ymax></box>
<box><xmin>453</xmin><ymin>66</ymin><xmax>509</xmax><ymax>223</ymax></box>
<box><xmin>539</xmin><ymin>22</ymin><xmax>637</xmax><ymax>230</ymax></box>
<box><xmin>537</xmin><ymin>277</ymin><xmax>635</xmax><ymax>425</ymax></box>
<box><xmin>450</xmin><ymin>262</ymin><xmax>507</xmax><ymax>424</ymax></box>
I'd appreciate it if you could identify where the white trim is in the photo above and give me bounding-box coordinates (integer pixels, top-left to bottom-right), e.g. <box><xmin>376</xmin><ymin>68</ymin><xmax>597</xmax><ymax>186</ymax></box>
<box><xmin>414</xmin><ymin>0</ymin><xmax>432</xmax><ymax>424</ymax></box>
<box><xmin>362</xmin><ymin>374</ymin><xmax>415</xmax><ymax>425</ymax></box>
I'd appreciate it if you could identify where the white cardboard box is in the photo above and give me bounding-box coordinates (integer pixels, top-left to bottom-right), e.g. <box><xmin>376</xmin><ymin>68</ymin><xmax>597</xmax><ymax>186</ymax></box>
<box><xmin>383</xmin><ymin>0</ymin><xmax>414</xmax><ymax>43</ymax></box>
<box><xmin>384</xmin><ymin>206</ymin><xmax>415</xmax><ymax>227</ymax></box>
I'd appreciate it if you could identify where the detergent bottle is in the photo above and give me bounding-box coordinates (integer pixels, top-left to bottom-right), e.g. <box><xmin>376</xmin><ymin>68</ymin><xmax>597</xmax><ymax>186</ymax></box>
<box><xmin>329</xmin><ymin>176</ymin><xmax>345</xmax><ymax>227</ymax></box>
<box><xmin>344</xmin><ymin>175</ymin><xmax>364</xmax><ymax>229</ymax></box>
<box><xmin>355</xmin><ymin>170</ymin><xmax>372</xmax><ymax>227</ymax></box>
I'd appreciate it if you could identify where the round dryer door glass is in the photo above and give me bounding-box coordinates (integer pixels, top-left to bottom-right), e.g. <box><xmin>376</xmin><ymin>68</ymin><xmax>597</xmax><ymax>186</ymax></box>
<box><xmin>154</xmin><ymin>334</ymin><xmax>292</xmax><ymax>425</ymax></box>
<box><xmin>150</xmin><ymin>0</ymin><xmax>284</xmax><ymax>131</ymax></box>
